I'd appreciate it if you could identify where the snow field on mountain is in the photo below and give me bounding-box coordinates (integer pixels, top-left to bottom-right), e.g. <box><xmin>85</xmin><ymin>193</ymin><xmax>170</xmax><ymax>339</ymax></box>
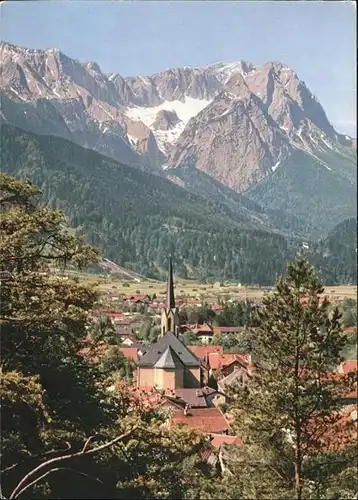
<box><xmin>125</xmin><ymin>97</ymin><xmax>211</xmax><ymax>153</ymax></box>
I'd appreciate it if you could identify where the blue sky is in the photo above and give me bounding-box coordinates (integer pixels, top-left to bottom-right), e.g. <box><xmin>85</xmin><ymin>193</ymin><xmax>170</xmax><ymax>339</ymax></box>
<box><xmin>1</xmin><ymin>1</ymin><xmax>356</xmax><ymax>135</ymax></box>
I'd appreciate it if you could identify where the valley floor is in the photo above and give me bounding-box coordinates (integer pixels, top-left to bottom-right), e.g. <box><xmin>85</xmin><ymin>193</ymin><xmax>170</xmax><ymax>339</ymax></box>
<box><xmin>72</xmin><ymin>272</ymin><xmax>357</xmax><ymax>301</ymax></box>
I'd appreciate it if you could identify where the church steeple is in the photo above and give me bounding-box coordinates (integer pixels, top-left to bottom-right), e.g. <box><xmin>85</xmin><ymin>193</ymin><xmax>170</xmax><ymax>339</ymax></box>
<box><xmin>161</xmin><ymin>255</ymin><xmax>180</xmax><ymax>337</ymax></box>
<box><xmin>166</xmin><ymin>255</ymin><xmax>175</xmax><ymax>310</ymax></box>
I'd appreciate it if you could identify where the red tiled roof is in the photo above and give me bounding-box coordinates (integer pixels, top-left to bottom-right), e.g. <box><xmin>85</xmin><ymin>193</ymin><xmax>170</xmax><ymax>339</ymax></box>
<box><xmin>183</xmin><ymin>323</ymin><xmax>198</xmax><ymax>330</ymax></box>
<box><xmin>208</xmin><ymin>353</ymin><xmax>250</xmax><ymax>371</ymax></box>
<box><xmin>78</xmin><ymin>341</ymin><xmax>107</xmax><ymax>363</ymax></box>
<box><xmin>343</xmin><ymin>383</ymin><xmax>357</xmax><ymax>400</ymax></box>
<box><xmin>200</xmin><ymin>444</ymin><xmax>214</xmax><ymax>461</ymax></box>
<box><xmin>339</xmin><ymin>360</ymin><xmax>358</xmax><ymax>374</ymax></box>
<box><xmin>213</xmin><ymin>326</ymin><xmax>246</xmax><ymax>334</ymax></box>
<box><xmin>182</xmin><ymin>323</ymin><xmax>213</xmax><ymax>335</ymax></box>
<box><xmin>344</xmin><ymin>326</ymin><xmax>357</xmax><ymax>334</ymax></box>
<box><xmin>188</xmin><ymin>345</ymin><xmax>223</xmax><ymax>360</ymax></box>
<box><xmin>108</xmin><ymin>314</ymin><xmax>125</xmax><ymax>321</ymax></box>
<box><xmin>304</xmin><ymin>406</ymin><xmax>357</xmax><ymax>453</ymax></box>
<box><xmin>199</xmin><ymin>434</ymin><xmax>242</xmax><ymax>462</ymax></box>
<box><xmin>118</xmin><ymin>347</ymin><xmax>140</xmax><ymax>362</ymax></box>
<box><xmin>164</xmin><ymin>388</ymin><xmax>208</xmax><ymax>408</ymax></box>
<box><xmin>300</xmin><ymin>296</ymin><xmax>328</xmax><ymax>305</ymax></box>
<box><xmin>97</xmin><ymin>309</ymin><xmax>122</xmax><ymax>314</ymax></box>
<box><xmin>171</xmin><ymin>407</ymin><xmax>229</xmax><ymax>434</ymax></box>
<box><xmin>192</xmin><ymin>323</ymin><xmax>213</xmax><ymax>334</ymax></box>
<box><xmin>124</xmin><ymin>294</ymin><xmax>150</xmax><ymax>301</ymax></box>
<box><xmin>210</xmin><ymin>433</ymin><xmax>242</xmax><ymax>448</ymax></box>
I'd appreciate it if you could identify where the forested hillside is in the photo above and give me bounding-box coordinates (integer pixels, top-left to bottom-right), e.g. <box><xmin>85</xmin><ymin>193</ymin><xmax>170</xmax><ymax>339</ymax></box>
<box><xmin>1</xmin><ymin>125</ymin><xmax>298</xmax><ymax>284</ymax></box>
<box><xmin>1</xmin><ymin>125</ymin><xmax>355</xmax><ymax>284</ymax></box>
<box><xmin>247</xmin><ymin>149</ymin><xmax>357</xmax><ymax>238</ymax></box>
<box><xmin>308</xmin><ymin>218</ymin><xmax>357</xmax><ymax>284</ymax></box>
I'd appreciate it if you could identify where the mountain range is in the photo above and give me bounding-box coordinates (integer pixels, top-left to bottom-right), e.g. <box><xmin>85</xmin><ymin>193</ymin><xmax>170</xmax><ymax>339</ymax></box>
<box><xmin>0</xmin><ymin>41</ymin><xmax>356</xmax><ymax>281</ymax></box>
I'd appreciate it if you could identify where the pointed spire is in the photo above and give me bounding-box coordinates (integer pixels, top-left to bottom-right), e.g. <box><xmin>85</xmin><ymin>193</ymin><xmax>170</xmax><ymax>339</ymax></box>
<box><xmin>166</xmin><ymin>254</ymin><xmax>175</xmax><ymax>310</ymax></box>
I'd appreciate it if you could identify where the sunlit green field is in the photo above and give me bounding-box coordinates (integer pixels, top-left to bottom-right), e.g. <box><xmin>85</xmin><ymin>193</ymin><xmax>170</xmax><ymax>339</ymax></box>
<box><xmin>71</xmin><ymin>272</ymin><xmax>357</xmax><ymax>301</ymax></box>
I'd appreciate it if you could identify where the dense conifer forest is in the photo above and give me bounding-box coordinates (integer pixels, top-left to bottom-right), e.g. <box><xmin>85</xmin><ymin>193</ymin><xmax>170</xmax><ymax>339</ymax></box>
<box><xmin>1</xmin><ymin>125</ymin><xmax>355</xmax><ymax>284</ymax></box>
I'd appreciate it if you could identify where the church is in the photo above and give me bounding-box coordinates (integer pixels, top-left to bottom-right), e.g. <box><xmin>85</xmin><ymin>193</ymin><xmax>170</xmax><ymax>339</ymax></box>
<box><xmin>136</xmin><ymin>257</ymin><xmax>202</xmax><ymax>390</ymax></box>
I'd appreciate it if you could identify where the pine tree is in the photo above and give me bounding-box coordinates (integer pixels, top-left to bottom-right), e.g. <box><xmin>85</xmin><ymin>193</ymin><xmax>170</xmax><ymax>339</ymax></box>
<box><xmin>225</xmin><ymin>260</ymin><xmax>356</xmax><ymax>499</ymax></box>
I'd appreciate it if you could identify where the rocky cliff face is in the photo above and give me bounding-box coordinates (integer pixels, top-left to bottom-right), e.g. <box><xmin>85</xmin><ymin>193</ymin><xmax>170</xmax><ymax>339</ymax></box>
<box><xmin>0</xmin><ymin>42</ymin><xmax>163</xmax><ymax>171</ymax></box>
<box><xmin>164</xmin><ymin>63</ymin><xmax>345</xmax><ymax>191</ymax></box>
<box><xmin>166</xmin><ymin>75</ymin><xmax>293</xmax><ymax>191</ymax></box>
<box><xmin>0</xmin><ymin>41</ymin><xmax>351</xmax><ymax>189</ymax></box>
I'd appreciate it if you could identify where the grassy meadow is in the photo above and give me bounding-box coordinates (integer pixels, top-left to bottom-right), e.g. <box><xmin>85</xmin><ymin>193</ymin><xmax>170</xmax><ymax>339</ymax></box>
<box><xmin>69</xmin><ymin>271</ymin><xmax>357</xmax><ymax>301</ymax></box>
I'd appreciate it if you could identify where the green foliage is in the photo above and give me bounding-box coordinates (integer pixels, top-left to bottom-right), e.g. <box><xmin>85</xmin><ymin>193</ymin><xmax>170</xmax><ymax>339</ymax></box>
<box><xmin>225</xmin><ymin>260</ymin><xmax>356</xmax><ymax>499</ymax></box>
<box><xmin>99</xmin><ymin>346</ymin><xmax>135</xmax><ymax>382</ymax></box>
<box><xmin>179</xmin><ymin>331</ymin><xmax>202</xmax><ymax>346</ymax></box>
<box><xmin>213</xmin><ymin>300</ymin><xmax>258</xmax><ymax>326</ymax></box>
<box><xmin>0</xmin><ymin>173</ymin><xmax>216</xmax><ymax>499</ymax></box>
<box><xmin>340</xmin><ymin>332</ymin><xmax>357</xmax><ymax>361</ymax></box>
<box><xmin>0</xmin><ymin>172</ymin><xmax>109</xmax><ymax>495</ymax></box>
<box><xmin>89</xmin><ymin>315</ymin><xmax>117</xmax><ymax>344</ymax></box>
<box><xmin>137</xmin><ymin>319</ymin><xmax>160</xmax><ymax>344</ymax></box>
<box><xmin>338</xmin><ymin>298</ymin><xmax>357</xmax><ymax>327</ymax></box>
<box><xmin>214</xmin><ymin>330</ymin><xmax>255</xmax><ymax>354</ymax></box>
<box><xmin>307</xmin><ymin>218</ymin><xmax>357</xmax><ymax>285</ymax></box>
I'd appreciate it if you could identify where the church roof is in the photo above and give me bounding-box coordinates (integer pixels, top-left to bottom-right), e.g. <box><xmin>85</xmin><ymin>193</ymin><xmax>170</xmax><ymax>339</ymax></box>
<box><xmin>154</xmin><ymin>346</ymin><xmax>184</xmax><ymax>369</ymax></box>
<box><xmin>137</xmin><ymin>332</ymin><xmax>201</xmax><ymax>368</ymax></box>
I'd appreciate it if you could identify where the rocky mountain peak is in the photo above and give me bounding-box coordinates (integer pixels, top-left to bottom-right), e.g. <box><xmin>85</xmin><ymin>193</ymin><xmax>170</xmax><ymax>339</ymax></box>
<box><xmin>225</xmin><ymin>72</ymin><xmax>251</xmax><ymax>98</ymax></box>
<box><xmin>207</xmin><ymin>61</ymin><xmax>256</xmax><ymax>83</ymax></box>
<box><xmin>149</xmin><ymin>66</ymin><xmax>221</xmax><ymax>102</ymax></box>
<box><xmin>83</xmin><ymin>61</ymin><xmax>102</xmax><ymax>74</ymax></box>
<box><xmin>152</xmin><ymin>109</ymin><xmax>181</xmax><ymax>130</ymax></box>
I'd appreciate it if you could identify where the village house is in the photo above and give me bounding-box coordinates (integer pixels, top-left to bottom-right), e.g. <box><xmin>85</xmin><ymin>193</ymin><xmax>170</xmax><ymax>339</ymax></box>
<box><xmin>162</xmin><ymin>387</ymin><xmax>221</xmax><ymax>409</ymax></box>
<box><xmin>119</xmin><ymin>345</ymin><xmax>145</xmax><ymax>363</ymax></box>
<box><xmin>217</xmin><ymin>366</ymin><xmax>252</xmax><ymax>394</ymax></box>
<box><xmin>338</xmin><ymin>359</ymin><xmax>358</xmax><ymax>377</ymax></box>
<box><xmin>114</xmin><ymin>323</ymin><xmax>133</xmax><ymax>335</ymax></box>
<box><xmin>117</xmin><ymin>333</ymin><xmax>137</xmax><ymax>346</ymax></box>
<box><xmin>208</xmin><ymin>352</ymin><xmax>251</xmax><ymax>379</ymax></box>
<box><xmin>181</xmin><ymin>322</ymin><xmax>214</xmax><ymax>343</ymax></box>
<box><xmin>201</xmin><ymin>434</ymin><xmax>242</xmax><ymax>472</ymax></box>
<box><xmin>212</xmin><ymin>325</ymin><xmax>247</xmax><ymax>336</ymax></box>
<box><xmin>188</xmin><ymin>345</ymin><xmax>224</xmax><ymax>360</ymax></box>
<box><xmin>123</xmin><ymin>294</ymin><xmax>151</xmax><ymax>304</ymax></box>
<box><xmin>333</xmin><ymin>361</ymin><xmax>358</xmax><ymax>404</ymax></box>
<box><xmin>169</xmin><ymin>407</ymin><xmax>230</xmax><ymax>434</ymax></box>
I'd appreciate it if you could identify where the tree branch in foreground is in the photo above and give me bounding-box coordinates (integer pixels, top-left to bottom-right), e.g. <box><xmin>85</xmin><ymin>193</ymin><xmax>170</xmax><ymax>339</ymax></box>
<box><xmin>13</xmin><ymin>467</ymin><xmax>103</xmax><ymax>499</ymax></box>
<box><xmin>1</xmin><ymin>442</ymin><xmax>71</xmax><ymax>474</ymax></box>
<box><xmin>9</xmin><ymin>427</ymin><xmax>138</xmax><ymax>499</ymax></box>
